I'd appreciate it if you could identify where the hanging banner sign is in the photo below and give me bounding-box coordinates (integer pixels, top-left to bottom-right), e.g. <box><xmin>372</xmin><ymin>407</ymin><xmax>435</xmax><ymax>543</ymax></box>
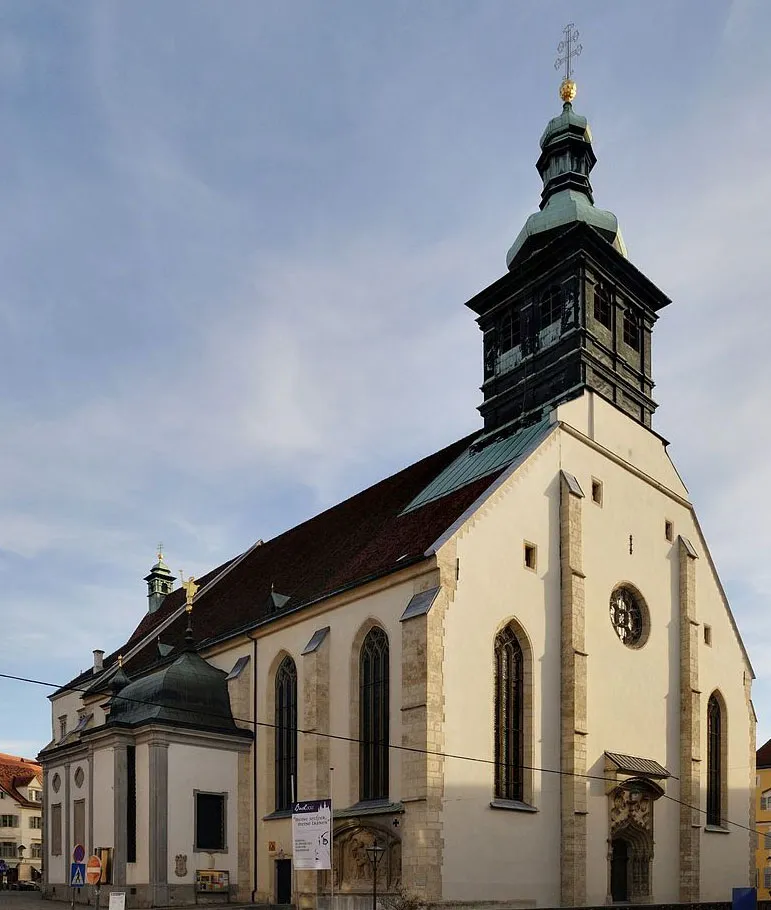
<box><xmin>292</xmin><ymin>798</ymin><xmax>332</xmax><ymax>870</ymax></box>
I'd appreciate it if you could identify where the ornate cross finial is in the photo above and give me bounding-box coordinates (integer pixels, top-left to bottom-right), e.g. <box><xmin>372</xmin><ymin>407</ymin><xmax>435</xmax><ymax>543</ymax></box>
<box><xmin>157</xmin><ymin>542</ymin><xmax>164</xmax><ymax>561</ymax></box>
<box><xmin>554</xmin><ymin>23</ymin><xmax>582</xmax><ymax>103</ymax></box>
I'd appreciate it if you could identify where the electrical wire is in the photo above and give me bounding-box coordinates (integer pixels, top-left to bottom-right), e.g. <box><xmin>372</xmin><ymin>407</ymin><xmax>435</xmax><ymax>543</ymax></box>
<box><xmin>0</xmin><ymin>668</ymin><xmax>763</xmax><ymax>840</ymax></box>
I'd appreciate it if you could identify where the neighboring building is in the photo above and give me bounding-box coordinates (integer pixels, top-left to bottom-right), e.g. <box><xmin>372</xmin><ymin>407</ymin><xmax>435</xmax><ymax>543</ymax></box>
<box><xmin>39</xmin><ymin>77</ymin><xmax>755</xmax><ymax>908</ymax></box>
<box><xmin>755</xmin><ymin>740</ymin><xmax>771</xmax><ymax>896</ymax></box>
<box><xmin>0</xmin><ymin>752</ymin><xmax>44</xmax><ymax>884</ymax></box>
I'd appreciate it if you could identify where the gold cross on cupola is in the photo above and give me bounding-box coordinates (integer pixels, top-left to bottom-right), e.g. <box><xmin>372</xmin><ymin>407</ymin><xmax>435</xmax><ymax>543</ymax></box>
<box><xmin>554</xmin><ymin>22</ymin><xmax>582</xmax><ymax>103</ymax></box>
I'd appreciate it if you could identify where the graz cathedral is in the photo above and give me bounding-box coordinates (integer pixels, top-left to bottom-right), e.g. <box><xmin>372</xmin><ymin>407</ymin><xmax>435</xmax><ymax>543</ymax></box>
<box><xmin>39</xmin><ymin>31</ymin><xmax>754</xmax><ymax>910</ymax></box>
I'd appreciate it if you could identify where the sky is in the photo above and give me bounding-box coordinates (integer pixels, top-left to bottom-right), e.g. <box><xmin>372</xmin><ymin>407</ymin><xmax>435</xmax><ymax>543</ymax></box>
<box><xmin>1</xmin><ymin>0</ymin><xmax>770</xmax><ymax>761</ymax></box>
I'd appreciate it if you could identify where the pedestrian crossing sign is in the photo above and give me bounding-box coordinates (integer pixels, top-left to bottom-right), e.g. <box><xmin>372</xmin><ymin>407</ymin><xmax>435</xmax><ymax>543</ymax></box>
<box><xmin>70</xmin><ymin>863</ymin><xmax>86</xmax><ymax>887</ymax></box>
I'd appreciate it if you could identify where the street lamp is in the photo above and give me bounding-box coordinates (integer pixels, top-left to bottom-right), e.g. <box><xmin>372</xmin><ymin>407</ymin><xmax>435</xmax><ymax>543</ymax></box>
<box><xmin>365</xmin><ymin>843</ymin><xmax>386</xmax><ymax>910</ymax></box>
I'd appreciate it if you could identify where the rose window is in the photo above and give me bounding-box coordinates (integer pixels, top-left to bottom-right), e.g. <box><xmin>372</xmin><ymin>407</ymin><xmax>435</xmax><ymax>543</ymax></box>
<box><xmin>609</xmin><ymin>586</ymin><xmax>648</xmax><ymax>648</ymax></box>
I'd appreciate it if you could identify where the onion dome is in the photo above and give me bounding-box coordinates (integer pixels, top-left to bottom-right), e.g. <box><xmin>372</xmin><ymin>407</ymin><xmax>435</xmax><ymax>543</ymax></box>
<box><xmin>107</xmin><ymin>650</ymin><xmax>239</xmax><ymax>733</ymax></box>
<box><xmin>506</xmin><ymin>84</ymin><xmax>626</xmax><ymax>269</ymax></box>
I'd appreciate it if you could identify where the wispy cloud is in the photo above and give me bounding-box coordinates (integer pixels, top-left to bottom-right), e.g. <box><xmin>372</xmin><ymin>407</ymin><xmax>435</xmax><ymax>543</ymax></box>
<box><xmin>1</xmin><ymin>0</ymin><xmax>770</xmax><ymax>749</ymax></box>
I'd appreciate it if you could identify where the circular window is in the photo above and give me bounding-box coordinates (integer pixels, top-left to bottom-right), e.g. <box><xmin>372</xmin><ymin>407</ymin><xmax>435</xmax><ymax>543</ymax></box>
<box><xmin>74</xmin><ymin>767</ymin><xmax>85</xmax><ymax>788</ymax></box>
<box><xmin>609</xmin><ymin>585</ymin><xmax>649</xmax><ymax>649</ymax></box>
<box><xmin>52</xmin><ymin>772</ymin><xmax>61</xmax><ymax>793</ymax></box>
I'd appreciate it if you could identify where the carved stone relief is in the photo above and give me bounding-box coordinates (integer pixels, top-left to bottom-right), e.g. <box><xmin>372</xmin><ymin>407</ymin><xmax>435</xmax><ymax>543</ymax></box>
<box><xmin>325</xmin><ymin>824</ymin><xmax>401</xmax><ymax>893</ymax></box>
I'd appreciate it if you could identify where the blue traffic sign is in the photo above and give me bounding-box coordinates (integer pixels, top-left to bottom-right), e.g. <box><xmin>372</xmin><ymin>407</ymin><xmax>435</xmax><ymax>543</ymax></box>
<box><xmin>70</xmin><ymin>863</ymin><xmax>86</xmax><ymax>887</ymax></box>
<box><xmin>0</xmin><ymin>860</ymin><xmax>7</xmax><ymax>873</ymax></box>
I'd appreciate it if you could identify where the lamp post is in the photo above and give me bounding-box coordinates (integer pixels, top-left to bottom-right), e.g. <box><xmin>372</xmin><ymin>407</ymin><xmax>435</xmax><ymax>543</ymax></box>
<box><xmin>365</xmin><ymin>843</ymin><xmax>386</xmax><ymax>910</ymax></box>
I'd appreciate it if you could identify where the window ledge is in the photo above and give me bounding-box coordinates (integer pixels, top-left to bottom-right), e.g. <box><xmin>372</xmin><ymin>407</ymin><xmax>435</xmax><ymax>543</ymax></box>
<box><xmin>704</xmin><ymin>824</ymin><xmax>730</xmax><ymax>834</ymax></box>
<box><xmin>489</xmin><ymin>799</ymin><xmax>537</xmax><ymax>813</ymax></box>
<box><xmin>263</xmin><ymin>808</ymin><xmax>293</xmax><ymax>820</ymax></box>
<box><xmin>192</xmin><ymin>846</ymin><xmax>228</xmax><ymax>853</ymax></box>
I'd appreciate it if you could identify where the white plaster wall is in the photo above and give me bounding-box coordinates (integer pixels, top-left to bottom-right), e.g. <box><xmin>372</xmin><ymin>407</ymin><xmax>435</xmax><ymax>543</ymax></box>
<box><xmin>441</xmin><ymin>431</ymin><xmax>562</xmax><ymax>904</ymax></box>
<box><xmin>46</xmin><ymin>761</ymin><xmax>67</xmax><ymax>884</ymax></box>
<box><xmin>555</xmin><ymin>392</ymin><xmax>688</xmax><ymax>496</ymax></box>
<box><xmin>92</xmin><ymin>747</ymin><xmax>114</xmax><ymax>849</ymax></box>
<box><xmin>440</xmin><ymin>406</ymin><xmax>751</xmax><ymax>905</ymax></box>
<box><xmin>50</xmin><ymin>690</ymin><xmax>83</xmax><ymax>743</ymax></box>
<box><xmin>561</xmin><ymin>429</ymin><xmax>684</xmax><ymax>903</ymax></box>
<box><xmin>254</xmin><ymin>579</ymin><xmax>410</xmax><ymax>898</ymax></box>
<box><xmin>127</xmin><ymin>743</ymin><xmax>150</xmax><ymax>885</ymax></box>
<box><xmin>166</xmin><ymin>743</ymin><xmax>239</xmax><ymax>884</ymax></box>
<box><xmin>695</xmin><ymin>541</ymin><xmax>754</xmax><ymax>900</ymax></box>
<box><xmin>206</xmin><ymin>640</ymin><xmax>252</xmax><ymax>676</ymax></box>
<box><xmin>560</xmin><ymin>416</ymin><xmax>752</xmax><ymax>903</ymax></box>
<box><xmin>69</xmin><ymin>759</ymin><xmax>89</xmax><ymax>854</ymax></box>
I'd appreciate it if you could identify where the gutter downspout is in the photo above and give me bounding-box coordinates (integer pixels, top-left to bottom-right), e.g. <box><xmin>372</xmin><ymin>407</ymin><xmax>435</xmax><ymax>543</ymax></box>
<box><xmin>251</xmin><ymin>634</ymin><xmax>259</xmax><ymax>903</ymax></box>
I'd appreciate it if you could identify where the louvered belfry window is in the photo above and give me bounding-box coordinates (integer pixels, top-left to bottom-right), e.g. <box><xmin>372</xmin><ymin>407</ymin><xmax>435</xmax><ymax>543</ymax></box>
<box><xmin>494</xmin><ymin>625</ymin><xmax>524</xmax><ymax>801</ymax></box>
<box><xmin>360</xmin><ymin>627</ymin><xmax>390</xmax><ymax>801</ymax></box>
<box><xmin>275</xmin><ymin>655</ymin><xmax>298</xmax><ymax>811</ymax></box>
<box><xmin>707</xmin><ymin>694</ymin><xmax>722</xmax><ymax>826</ymax></box>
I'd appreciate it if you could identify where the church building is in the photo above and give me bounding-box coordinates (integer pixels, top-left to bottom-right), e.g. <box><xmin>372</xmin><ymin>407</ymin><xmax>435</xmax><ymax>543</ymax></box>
<box><xmin>39</xmin><ymin>73</ymin><xmax>755</xmax><ymax>909</ymax></box>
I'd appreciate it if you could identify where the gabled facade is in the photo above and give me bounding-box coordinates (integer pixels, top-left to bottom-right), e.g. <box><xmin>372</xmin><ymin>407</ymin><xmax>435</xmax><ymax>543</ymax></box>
<box><xmin>0</xmin><ymin>752</ymin><xmax>44</xmax><ymax>884</ymax></box>
<box><xmin>40</xmin><ymin>79</ymin><xmax>754</xmax><ymax>909</ymax></box>
<box><xmin>754</xmin><ymin>740</ymin><xmax>771</xmax><ymax>897</ymax></box>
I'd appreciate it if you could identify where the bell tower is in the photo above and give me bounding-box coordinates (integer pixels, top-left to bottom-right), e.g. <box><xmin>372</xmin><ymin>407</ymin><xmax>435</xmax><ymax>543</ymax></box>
<box><xmin>144</xmin><ymin>545</ymin><xmax>176</xmax><ymax>614</ymax></box>
<box><xmin>466</xmin><ymin>64</ymin><xmax>670</xmax><ymax>441</ymax></box>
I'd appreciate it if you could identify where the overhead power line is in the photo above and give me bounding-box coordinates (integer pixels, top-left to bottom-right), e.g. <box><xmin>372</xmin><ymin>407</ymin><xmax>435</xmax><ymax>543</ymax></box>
<box><xmin>0</xmin><ymin>669</ymin><xmax>761</xmax><ymax>840</ymax></box>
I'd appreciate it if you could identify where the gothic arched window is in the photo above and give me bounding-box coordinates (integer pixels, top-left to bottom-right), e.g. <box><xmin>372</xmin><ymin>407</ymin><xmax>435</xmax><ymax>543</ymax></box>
<box><xmin>707</xmin><ymin>693</ymin><xmax>723</xmax><ymax>826</ymax></box>
<box><xmin>360</xmin><ymin>627</ymin><xmax>389</xmax><ymax>801</ymax></box>
<box><xmin>275</xmin><ymin>655</ymin><xmax>297</xmax><ymax>811</ymax></box>
<box><xmin>494</xmin><ymin>624</ymin><xmax>524</xmax><ymax>801</ymax></box>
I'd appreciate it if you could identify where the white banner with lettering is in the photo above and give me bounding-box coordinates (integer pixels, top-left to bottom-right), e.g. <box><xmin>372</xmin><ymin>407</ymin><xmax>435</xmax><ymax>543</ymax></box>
<box><xmin>292</xmin><ymin>799</ymin><xmax>332</xmax><ymax>870</ymax></box>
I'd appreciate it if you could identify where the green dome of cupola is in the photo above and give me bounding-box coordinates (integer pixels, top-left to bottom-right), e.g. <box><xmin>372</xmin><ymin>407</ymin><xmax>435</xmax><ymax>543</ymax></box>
<box><xmin>506</xmin><ymin>98</ymin><xmax>626</xmax><ymax>269</ymax></box>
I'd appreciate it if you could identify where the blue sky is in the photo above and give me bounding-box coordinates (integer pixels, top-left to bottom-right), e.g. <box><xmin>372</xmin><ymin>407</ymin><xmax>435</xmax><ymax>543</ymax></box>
<box><xmin>1</xmin><ymin>0</ymin><xmax>770</xmax><ymax>766</ymax></box>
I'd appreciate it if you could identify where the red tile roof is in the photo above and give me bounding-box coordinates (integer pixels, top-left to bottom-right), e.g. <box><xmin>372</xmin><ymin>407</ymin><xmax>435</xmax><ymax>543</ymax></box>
<box><xmin>63</xmin><ymin>430</ymin><xmax>501</xmax><ymax>689</ymax></box>
<box><xmin>0</xmin><ymin>753</ymin><xmax>42</xmax><ymax>809</ymax></box>
<box><xmin>757</xmin><ymin>738</ymin><xmax>771</xmax><ymax>769</ymax></box>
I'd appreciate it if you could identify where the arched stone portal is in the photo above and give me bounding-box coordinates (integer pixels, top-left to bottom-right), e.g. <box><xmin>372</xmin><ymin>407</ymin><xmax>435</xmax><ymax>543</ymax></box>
<box><xmin>607</xmin><ymin>779</ymin><xmax>663</xmax><ymax>903</ymax></box>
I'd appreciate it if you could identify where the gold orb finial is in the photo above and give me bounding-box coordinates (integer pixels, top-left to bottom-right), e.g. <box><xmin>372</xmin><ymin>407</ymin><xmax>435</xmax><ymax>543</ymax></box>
<box><xmin>560</xmin><ymin>79</ymin><xmax>577</xmax><ymax>103</ymax></box>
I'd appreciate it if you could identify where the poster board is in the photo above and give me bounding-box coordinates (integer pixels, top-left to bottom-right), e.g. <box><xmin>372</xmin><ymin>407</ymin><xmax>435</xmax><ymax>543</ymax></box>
<box><xmin>292</xmin><ymin>798</ymin><xmax>332</xmax><ymax>870</ymax></box>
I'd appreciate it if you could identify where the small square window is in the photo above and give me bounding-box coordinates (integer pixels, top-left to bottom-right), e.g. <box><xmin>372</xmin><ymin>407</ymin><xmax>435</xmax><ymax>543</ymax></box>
<box><xmin>523</xmin><ymin>542</ymin><xmax>537</xmax><ymax>571</ymax></box>
<box><xmin>665</xmin><ymin>520</ymin><xmax>673</xmax><ymax>542</ymax></box>
<box><xmin>591</xmin><ymin>479</ymin><xmax>603</xmax><ymax>506</ymax></box>
<box><xmin>704</xmin><ymin>624</ymin><xmax>712</xmax><ymax>647</ymax></box>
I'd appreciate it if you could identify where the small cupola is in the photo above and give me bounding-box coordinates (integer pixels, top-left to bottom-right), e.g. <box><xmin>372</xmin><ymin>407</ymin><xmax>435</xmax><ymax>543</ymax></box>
<box><xmin>144</xmin><ymin>545</ymin><xmax>176</xmax><ymax>614</ymax></box>
<box><xmin>506</xmin><ymin>78</ymin><xmax>626</xmax><ymax>269</ymax></box>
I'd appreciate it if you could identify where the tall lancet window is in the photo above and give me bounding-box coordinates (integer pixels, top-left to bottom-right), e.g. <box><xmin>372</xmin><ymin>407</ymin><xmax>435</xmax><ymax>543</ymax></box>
<box><xmin>494</xmin><ymin>625</ymin><xmax>524</xmax><ymax>801</ymax></box>
<box><xmin>275</xmin><ymin>655</ymin><xmax>297</xmax><ymax>812</ymax></box>
<box><xmin>707</xmin><ymin>693</ymin><xmax>723</xmax><ymax>826</ymax></box>
<box><xmin>360</xmin><ymin>627</ymin><xmax>390</xmax><ymax>801</ymax></box>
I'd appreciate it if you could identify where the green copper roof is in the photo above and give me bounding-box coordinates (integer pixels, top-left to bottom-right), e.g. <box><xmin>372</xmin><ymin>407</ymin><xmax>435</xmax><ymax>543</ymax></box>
<box><xmin>506</xmin><ymin>101</ymin><xmax>626</xmax><ymax>268</ymax></box>
<box><xmin>507</xmin><ymin>190</ymin><xmax>626</xmax><ymax>267</ymax></box>
<box><xmin>401</xmin><ymin>418</ymin><xmax>552</xmax><ymax>514</ymax></box>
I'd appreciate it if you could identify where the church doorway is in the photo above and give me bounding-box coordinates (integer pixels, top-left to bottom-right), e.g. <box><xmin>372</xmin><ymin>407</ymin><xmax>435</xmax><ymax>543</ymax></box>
<box><xmin>275</xmin><ymin>858</ymin><xmax>292</xmax><ymax>905</ymax></box>
<box><xmin>610</xmin><ymin>837</ymin><xmax>629</xmax><ymax>902</ymax></box>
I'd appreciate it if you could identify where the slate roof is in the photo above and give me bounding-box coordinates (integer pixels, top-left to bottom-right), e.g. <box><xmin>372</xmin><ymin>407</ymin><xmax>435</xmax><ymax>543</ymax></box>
<box><xmin>0</xmin><ymin>753</ymin><xmax>42</xmax><ymax>808</ymax></box>
<box><xmin>60</xmin><ymin>427</ymin><xmax>528</xmax><ymax>692</ymax></box>
<box><xmin>757</xmin><ymin>738</ymin><xmax>771</xmax><ymax>769</ymax></box>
